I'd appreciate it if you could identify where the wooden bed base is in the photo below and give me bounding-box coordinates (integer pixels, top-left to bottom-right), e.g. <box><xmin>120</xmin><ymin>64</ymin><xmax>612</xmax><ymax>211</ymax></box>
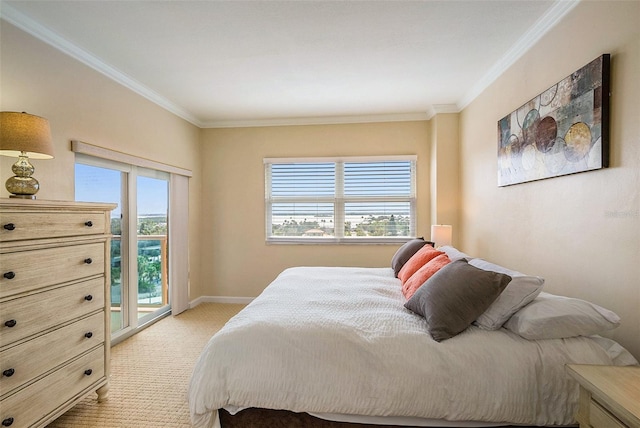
<box><xmin>219</xmin><ymin>408</ymin><xmax>423</xmax><ymax>427</ymax></box>
<box><xmin>218</xmin><ymin>408</ymin><xmax>542</xmax><ymax>428</ymax></box>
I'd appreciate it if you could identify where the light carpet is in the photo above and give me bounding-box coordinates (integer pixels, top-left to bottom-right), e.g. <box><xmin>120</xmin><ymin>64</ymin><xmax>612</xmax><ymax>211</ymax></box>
<box><xmin>48</xmin><ymin>303</ymin><xmax>245</xmax><ymax>428</ymax></box>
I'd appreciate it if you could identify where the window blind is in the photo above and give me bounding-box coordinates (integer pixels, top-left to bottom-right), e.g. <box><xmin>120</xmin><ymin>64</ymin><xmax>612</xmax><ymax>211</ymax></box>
<box><xmin>265</xmin><ymin>156</ymin><xmax>416</xmax><ymax>243</ymax></box>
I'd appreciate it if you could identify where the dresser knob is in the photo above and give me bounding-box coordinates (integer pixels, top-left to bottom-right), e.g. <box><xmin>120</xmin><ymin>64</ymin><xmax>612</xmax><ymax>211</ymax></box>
<box><xmin>84</xmin><ymin>369</ymin><xmax>93</xmax><ymax>376</ymax></box>
<box><xmin>2</xmin><ymin>368</ymin><xmax>15</xmax><ymax>377</ymax></box>
<box><xmin>85</xmin><ymin>332</ymin><xmax>93</xmax><ymax>339</ymax></box>
<box><xmin>84</xmin><ymin>258</ymin><xmax>93</xmax><ymax>264</ymax></box>
<box><xmin>3</xmin><ymin>272</ymin><xmax>15</xmax><ymax>280</ymax></box>
<box><xmin>84</xmin><ymin>221</ymin><xmax>93</xmax><ymax>227</ymax></box>
<box><xmin>4</xmin><ymin>320</ymin><xmax>16</xmax><ymax>328</ymax></box>
<box><xmin>2</xmin><ymin>417</ymin><xmax>13</xmax><ymax>427</ymax></box>
<box><xmin>84</xmin><ymin>295</ymin><xmax>93</xmax><ymax>301</ymax></box>
<box><xmin>2</xmin><ymin>223</ymin><xmax>15</xmax><ymax>231</ymax></box>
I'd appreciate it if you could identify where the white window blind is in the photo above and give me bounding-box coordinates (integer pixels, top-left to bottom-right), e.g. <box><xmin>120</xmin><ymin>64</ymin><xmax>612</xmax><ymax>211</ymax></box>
<box><xmin>265</xmin><ymin>156</ymin><xmax>416</xmax><ymax>243</ymax></box>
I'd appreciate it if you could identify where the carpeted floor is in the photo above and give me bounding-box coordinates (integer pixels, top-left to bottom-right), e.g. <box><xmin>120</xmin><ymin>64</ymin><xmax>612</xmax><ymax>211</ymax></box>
<box><xmin>48</xmin><ymin>303</ymin><xmax>245</xmax><ymax>428</ymax></box>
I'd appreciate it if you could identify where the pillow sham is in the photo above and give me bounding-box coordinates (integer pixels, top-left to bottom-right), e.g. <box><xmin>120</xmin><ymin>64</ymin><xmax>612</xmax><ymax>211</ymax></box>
<box><xmin>402</xmin><ymin>253</ymin><xmax>451</xmax><ymax>299</ymax></box>
<box><xmin>391</xmin><ymin>238</ymin><xmax>433</xmax><ymax>277</ymax></box>
<box><xmin>438</xmin><ymin>245</ymin><xmax>472</xmax><ymax>262</ymax></box>
<box><xmin>397</xmin><ymin>244</ymin><xmax>443</xmax><ymax>284</ymax></box>
<box><xmin>469</xmin><ymin>258</ymin><xmax>544</xmax><ymax>330</ymax></box>
<box><xmin>503</xmin><ymin>292</ymin><xmax>621</xmax><ymax>340</ymax></box>
<box><xmin>404</xmin><ymin>259</ymin><xmax>512</xmax><ymax>342</ymax></box>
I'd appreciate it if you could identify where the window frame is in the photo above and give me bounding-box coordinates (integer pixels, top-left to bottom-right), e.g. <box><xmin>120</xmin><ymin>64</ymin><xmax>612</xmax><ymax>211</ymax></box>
<box><xmin>264</xmin><ymin>155</ymin><xmax>417</xmax><ymax>244</ymax></box>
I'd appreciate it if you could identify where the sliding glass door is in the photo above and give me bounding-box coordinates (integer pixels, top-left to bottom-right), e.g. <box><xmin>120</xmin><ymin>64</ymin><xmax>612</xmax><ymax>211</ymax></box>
<box><xmin>75</xmin><ymin>163</ymin><xmax>127</xmax><ymax>333</ymax></box>
<box><xmin>75</xmin><ymin>158</ymin><xmax>170</xmax><ymax>342</ymax></box>
<box><xmin>135</xmin><ymin>174</ymin><xmax>169</xmax><ymax>325</ymax></box>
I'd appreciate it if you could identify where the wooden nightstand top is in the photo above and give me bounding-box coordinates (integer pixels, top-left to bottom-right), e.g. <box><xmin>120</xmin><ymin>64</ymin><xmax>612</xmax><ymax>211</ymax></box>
<box><xmin>567</xmin><ymin>364</ymin><xmax>640</xmax><ymax>428</ymax></box>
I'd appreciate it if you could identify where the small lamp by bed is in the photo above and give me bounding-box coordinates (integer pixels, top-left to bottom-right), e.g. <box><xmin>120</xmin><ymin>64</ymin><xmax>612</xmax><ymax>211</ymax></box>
<box><xmin>430</xmin><ymin>224</ymin><xmax>452</xmax><ymax>247</ymax></box>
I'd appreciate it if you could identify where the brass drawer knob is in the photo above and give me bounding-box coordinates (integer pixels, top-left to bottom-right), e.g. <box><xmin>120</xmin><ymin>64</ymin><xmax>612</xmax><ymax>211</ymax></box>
<box><xmin>2</xmin><ymin>223</ymin><xmax>15</xmax><ymax>231</ymax></box>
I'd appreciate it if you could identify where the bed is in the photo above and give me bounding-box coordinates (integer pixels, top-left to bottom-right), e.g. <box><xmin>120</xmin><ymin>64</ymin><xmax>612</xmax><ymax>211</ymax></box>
<box><xmin>187</xmin><ymin>244</ymin><xmax>637</xmax><ymax>428</ymax></box>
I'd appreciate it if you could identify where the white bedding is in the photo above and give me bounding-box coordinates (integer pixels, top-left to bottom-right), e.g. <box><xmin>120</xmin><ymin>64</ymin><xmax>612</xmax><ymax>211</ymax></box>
<box><xmin>188</xmin><ymin>267</ymin><xmax>636</xmax><ymax>428</ymax></box>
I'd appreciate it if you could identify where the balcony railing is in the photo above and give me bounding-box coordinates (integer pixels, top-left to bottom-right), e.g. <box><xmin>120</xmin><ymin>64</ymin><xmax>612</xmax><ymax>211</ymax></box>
<box><xmin>110</xmin><ymin>234</ymin><xmax>168</xmax><ymax>312</ymax></box>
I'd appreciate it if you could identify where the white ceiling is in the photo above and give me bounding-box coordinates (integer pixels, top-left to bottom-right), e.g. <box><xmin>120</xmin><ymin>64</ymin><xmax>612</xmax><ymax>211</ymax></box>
<box><xmin>1</xmin><ymin>1</ymin><xmax>578</xmax><ymax>128</ymax></box>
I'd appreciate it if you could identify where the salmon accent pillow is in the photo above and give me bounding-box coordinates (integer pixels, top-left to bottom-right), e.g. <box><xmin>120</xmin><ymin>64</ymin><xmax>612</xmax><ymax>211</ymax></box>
<box><xmin>402</xmin><ymin>254</ymin><xmax>451</xmax><ymax>299</ymax></box>
<box><xmin>397</xmin><ymin>244</ymin><xmax>444</xmax><ymax>284</ymax></box>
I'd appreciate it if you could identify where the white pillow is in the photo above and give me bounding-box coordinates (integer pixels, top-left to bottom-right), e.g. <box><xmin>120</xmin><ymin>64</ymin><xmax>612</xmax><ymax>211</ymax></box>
<box><xmin>438</xmin><ymin>245</ymin><xmax>472</xmax><ymax>262</ymax></box>
<box><xmin>504</xmin><ymin>292</ymin><xmax>621</xmax><ymax>340</ymax></box>
<box><xmin>469</xmin><ymin>258</ymin><xmax>544</xmax><ymax>330</ymax></box>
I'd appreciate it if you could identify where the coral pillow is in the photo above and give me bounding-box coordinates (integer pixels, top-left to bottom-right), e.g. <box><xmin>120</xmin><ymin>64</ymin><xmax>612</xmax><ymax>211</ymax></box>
<box><xmin>397</xmin><ymin>244</ymin><xmax>444</xmax><ymax>284</ymax></box>
<box><xmin>402</xmin><ymin>253</ymin><xmax>451</xmax><ymax>299</ymax></box>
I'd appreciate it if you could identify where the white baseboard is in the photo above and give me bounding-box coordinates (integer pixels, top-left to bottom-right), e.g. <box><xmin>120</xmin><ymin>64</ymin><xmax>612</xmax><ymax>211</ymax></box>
<box><xmin>190</xmin><ymin>295</ymin><xmax>254</xmax><ymax>308</ymax></box>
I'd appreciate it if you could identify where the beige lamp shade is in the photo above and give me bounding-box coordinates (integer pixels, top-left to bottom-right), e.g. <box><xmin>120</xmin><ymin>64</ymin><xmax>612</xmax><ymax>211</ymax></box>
<box><xmin>431</xmin><ymin>224</ymin><xmax>452</xmax><ymax>247</ymax></box>
<box><xmin>0</xmin><ymin>112</ymin><xmax>55</xmax><ymax>159</ymax></box>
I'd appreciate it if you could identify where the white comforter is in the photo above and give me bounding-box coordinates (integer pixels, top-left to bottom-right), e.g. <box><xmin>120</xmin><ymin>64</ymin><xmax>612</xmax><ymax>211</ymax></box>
<box><xmin>188</xmin><ymin>267</ymin><xmax>631</xmax><ymax>428</ymax></box>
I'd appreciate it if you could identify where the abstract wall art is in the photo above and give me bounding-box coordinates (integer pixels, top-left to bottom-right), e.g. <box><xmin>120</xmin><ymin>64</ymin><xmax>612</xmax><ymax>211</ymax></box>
<box><xmin>497</xmin><ymin>54</ymin><xmax>610</xmax><ymax>186</ymax></box>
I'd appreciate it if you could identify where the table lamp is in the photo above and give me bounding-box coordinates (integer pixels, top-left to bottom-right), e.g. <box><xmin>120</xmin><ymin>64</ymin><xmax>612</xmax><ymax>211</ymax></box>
<box><xmin>430</xmin><ymin>224</ymin><xmax>452</xmax><ymax>247</ymax></box>
<box><xmin>0</xmin><ymin>111</ymin><xmax>55</xmax><ymax>199</ymax></box>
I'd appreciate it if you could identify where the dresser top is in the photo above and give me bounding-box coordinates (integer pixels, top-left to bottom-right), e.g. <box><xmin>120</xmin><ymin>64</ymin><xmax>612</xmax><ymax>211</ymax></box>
<box><xmin>567</xmin><ymin>364</ymin><xmax>640</xmax><ymax>427</ymax></box>
<box><xmin>0</xmin><ymin>198</ymin><xmax>117</xmax><ymax>211</ymax></box>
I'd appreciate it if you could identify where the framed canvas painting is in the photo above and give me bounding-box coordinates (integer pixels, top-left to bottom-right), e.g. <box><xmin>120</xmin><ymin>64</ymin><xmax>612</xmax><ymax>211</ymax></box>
<box><xmin>497</xmin><ymin>54</ymin><xmax>610</xmax><ymax>186</ymax></box>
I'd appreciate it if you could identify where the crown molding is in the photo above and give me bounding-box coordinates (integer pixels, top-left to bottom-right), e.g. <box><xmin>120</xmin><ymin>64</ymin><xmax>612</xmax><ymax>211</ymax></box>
<box><xmin>201</xmin><ymin>112</ymin><xmax>430</xmax><ymax>128</ymax></box>
<box><xmin>457</xmin><ymin>0</ymin><xmax>581</xmax><ymax>110</ymax></box>
<box><xmin>2</xmin><ymin>0</ymin><xmax>580</xmax><ymax>129</ymax></box>
<box><xmin>432</xmin><ymin>104</ymin><xmax>460</xmax><ymax>114</ymax></box>
<box><xmin>0</xmin><ymin>3</ymin><xmax>204</xmax><ymax>128</ymax></box>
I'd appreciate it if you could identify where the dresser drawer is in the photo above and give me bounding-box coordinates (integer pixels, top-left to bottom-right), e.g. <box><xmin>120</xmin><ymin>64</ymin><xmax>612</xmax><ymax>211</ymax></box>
<box><xmin>0</xmin><ymin>210</ymin><xmax>107</xmax><ymax>242</ymax></box>
<box><xmin>0</xmin><ymin>345</ymin><xmax>105</xmax><ymax>428</ymax></box>
<box><xmin>0</xmin><ymin>311</ymin><xmax>104</xmax><ymax>398</ymax></box>
<box><xmin>0</xmin><ymin>242</ymin><xmax>104</xmax><ymax>299</ymax></box>
<box><xmin>0</xmin><ymin>277</ymin><xmax>104</xmax><ymax>348</ymax></box>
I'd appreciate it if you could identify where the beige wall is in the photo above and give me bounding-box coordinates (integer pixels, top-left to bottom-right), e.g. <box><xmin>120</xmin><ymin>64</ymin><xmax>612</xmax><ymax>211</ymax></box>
<box><xmin>430</xmin><ymin>113</ymin><xmax>460</xmax><ymax>241</ymax></box>
<box><xmin>459</xmin><ymin>1</ymin><xmax>640</xmax><ymax>358</ymax></box>
<box><xmin>200</xmin><ymin>122</ymin><xmax>430</xmax><ymax>297</ymax></box>
<box><xmin>0</xmin><ymin>22</ymin><xmax>203</xmax><ymax>299</ymax></box>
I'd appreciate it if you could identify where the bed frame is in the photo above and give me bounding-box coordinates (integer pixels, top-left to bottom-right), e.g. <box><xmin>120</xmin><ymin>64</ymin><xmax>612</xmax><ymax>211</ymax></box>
<box><xmin>218</xmin><ymin>408</ymin><xmax>538</xmax><ymax>428</ymax></box>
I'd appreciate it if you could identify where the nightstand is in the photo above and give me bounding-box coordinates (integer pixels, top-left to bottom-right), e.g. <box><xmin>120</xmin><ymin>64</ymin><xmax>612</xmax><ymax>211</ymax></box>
<box><xmin>566</xmin><ymin>364</ymin><xmax>640</xmax><ymax>428</ymax></box>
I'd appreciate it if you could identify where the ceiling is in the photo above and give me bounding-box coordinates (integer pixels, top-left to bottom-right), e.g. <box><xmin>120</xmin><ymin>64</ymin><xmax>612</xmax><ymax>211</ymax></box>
<box><xmin>1</xmin><ymin>1</ymin><xmax>578</xmax><ymax>128</ymax></box>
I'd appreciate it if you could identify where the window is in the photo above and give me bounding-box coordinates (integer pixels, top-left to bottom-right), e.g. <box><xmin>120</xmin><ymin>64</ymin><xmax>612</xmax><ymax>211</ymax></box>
<box><xmin>265</xmin><ymin>156</ymin><xmax>417</xmax><ymax>243</ymax></box>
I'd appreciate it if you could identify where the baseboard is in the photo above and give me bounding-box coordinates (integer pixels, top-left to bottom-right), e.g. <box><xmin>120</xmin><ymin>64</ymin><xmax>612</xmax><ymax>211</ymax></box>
<box><xmin>190</xmin><ymin>295</ymin><xmax>254</xmax><ymax>308</ymax></box>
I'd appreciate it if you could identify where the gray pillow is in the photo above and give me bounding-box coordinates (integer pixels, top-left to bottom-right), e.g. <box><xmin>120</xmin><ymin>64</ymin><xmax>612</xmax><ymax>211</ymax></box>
<box><xmin>404</xmin><ymin>259</ymin><xmax>512</xmax><ymax>341</ymax></box>
<box><xmin>391</xmin><ymin>238</ymin><xmax>433</xmax><ymax>277</ymax></box>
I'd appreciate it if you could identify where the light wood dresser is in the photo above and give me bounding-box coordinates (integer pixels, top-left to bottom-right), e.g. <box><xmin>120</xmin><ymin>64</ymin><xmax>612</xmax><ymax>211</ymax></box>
<box><xmin>567</xmin><ymin>364</ymin><xmax>640</xmax><ymax>428</ymax></box>
<box><xmin>0</xmin><ymin>199</ymin><xmax>116</xmax><ymax>428</ymax></box>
